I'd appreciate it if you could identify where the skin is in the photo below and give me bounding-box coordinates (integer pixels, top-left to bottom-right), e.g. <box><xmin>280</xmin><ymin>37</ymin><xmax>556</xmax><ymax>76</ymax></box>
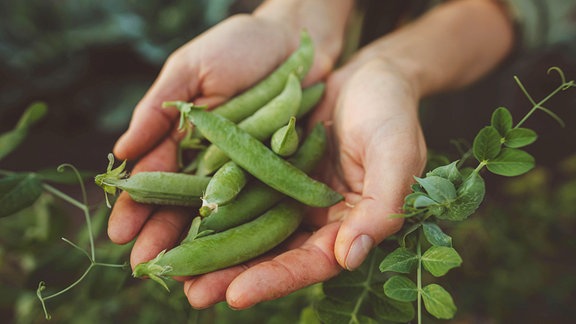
<box><xmin>108</xmin><ymin>0</ymin><xmax>514</xmax><ymax>310</ymax></box>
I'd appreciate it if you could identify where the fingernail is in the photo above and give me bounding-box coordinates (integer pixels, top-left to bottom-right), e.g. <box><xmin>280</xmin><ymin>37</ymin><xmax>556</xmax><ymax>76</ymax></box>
<box><xmin>345</xmin><ymin>235</ymin><xmax>374</xmax><ymax>270</ymax></box>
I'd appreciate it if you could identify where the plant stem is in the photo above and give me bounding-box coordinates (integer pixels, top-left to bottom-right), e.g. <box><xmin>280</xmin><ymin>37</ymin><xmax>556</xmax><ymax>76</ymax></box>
<box><xmin>416</xmin><ymin>234</ymin><xmax>423</xmax><ymax>324</ymax></box>
<box><xmin>514</xmin><ymin>77</ymin><xmax>569</xmax><ymax>128</ymax></box>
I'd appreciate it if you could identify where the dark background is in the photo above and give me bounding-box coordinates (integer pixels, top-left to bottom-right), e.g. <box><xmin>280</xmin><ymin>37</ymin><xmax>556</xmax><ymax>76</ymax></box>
<box><xmin>1</xmin><ymin>1</ymin><xmax>575</xmax><ymax>323</ymax></box>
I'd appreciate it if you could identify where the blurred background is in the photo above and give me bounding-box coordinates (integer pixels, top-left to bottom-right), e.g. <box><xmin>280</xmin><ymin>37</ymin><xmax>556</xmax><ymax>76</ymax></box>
<box><xmin>1</xmin><ymin>0</ymin><xmax>575</xmax><ymax>323</ymax></box>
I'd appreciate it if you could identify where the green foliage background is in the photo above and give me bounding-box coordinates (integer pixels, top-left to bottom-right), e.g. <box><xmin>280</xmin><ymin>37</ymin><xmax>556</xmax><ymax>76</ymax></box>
<box><xmin>1</xmin><ymin>1</ymin><xmax>575</xmax><ymax>323</ymax></box>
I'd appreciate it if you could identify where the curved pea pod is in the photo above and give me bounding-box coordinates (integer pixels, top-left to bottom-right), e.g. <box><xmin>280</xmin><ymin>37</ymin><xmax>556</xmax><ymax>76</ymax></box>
<box><xmin>94</xmin><ymin>154</ymin><xmax>210</xmax><ymax>207</ymax></box>
<box><xmin>184</xmin><ymin>106</ymin><xmax>342</xmax><ymax>207</ymax></box>
<box><xmin>210</xmin><ymin>30</ymin><xmax>314</xmax><ymax>123</ymax></box>
<box><xmin>199</xmin><ymin>122</ymin><xmax>327</xmax><ymax>232</ymax></box>
<box><xmin>271</xmin><ymin>116</ymin><xmax>299</xmax><ymax>157</ymax></box>
<box><xmin>132</xmin><ymin>200</ymin><xmax>304</xmax><ymax>290</ymax></box>
<box><xmin>199</xmin><ymin>161</ymin><xmax>247</xmax><ymax>217</ymax></box>
<box><xmin>196</xmin><ymin>73</ymin><xmax>302</xmax><ymax>176</ymax></box>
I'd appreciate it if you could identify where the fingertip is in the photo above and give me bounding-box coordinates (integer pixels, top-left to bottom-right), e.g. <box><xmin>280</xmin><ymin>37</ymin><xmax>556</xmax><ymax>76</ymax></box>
<box><xmin>334</xmin><ymin>199</ymin><xmax>404</xmax><ymax>270</ymax></box>
<box><xmin>107</xmin><ymin>194</ymin><xmax>152</xmax><ymax>245</ymax></box>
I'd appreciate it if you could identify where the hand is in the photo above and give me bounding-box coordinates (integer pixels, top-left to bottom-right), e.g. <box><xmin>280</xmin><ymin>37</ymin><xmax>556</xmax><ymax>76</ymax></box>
<box><xmin>107</xmin><ymin>14</ymin><xmax>333</xmax><ymax>255</ymax></box>
<box><xmin>180</xmin><ymin>57</ymin><xmax>427</xmax><ymax>309</ymax></box>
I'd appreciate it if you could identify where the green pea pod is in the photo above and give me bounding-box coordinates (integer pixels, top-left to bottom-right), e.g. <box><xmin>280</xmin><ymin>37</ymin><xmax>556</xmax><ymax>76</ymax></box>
<box><xmin>296</xmin><ymin>82</ymin><xmax>325</xmax><ymax>118</ymax></box>
<box><xmin>271</xmin><ymin>116</ymin><xmax>299</xmax><ymax>157</ymax></box>
<box><xmin>196</xmin><ymin>73</ymin><xmax>302</xmax><ymax>176</ymax></box>
<box><xmin>182</xmin><ymin>105</ymin><xmax>342</xmax><ymax>207</ymax></box>
<box><xmin>199</xmin><ymin>122</ymin><xmax>327</xmax><ymax>232</ymax></box>
<box><xmin>95</xmin><ymin>154</ymin><xmax>210</xmax><ymax>207</ymax></box>
<box><xmin>210</xmin><ymin>30</ymin><xmax>313</xmax><ymax>123</ymax></box>
<box><xmin>133</xmin><ymin>200</ymin><xmax>304</xmax><ymax>290</ymax></box>
<box><xmin>199</xmin><ymin>161</ymin><xmax>247</xmax><ymax>217</ymax></box>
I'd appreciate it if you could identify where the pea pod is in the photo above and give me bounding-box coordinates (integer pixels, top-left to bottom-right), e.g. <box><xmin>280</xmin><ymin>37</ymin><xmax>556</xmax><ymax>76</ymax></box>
<box><xmin>199</xmin><ymin>161</ymin><xmax>247</xmax><ymax>217</ymax></box>
<box><xmin>199</xmin><ymin>122</ymin><xmax>328</xmax><ymax>232</ymax></box>
<box><xmin>179</xmin><ymin>105</ymin><xmax>342</xmax><ymax>207</ymax></box>
<box><xmin>195</xmin><ymin>73</ymin><xmax>302</xmax><ymax>176</ymax></box>
<box><xmin>271</xmin><ymin>116</ymin><xmax>299</xmax><ymax>157</ymax></box>
<box><xmin>296</xmin><ymin>82</ymin><xmax>325</xmax><ymax>118</ymax></box>
<box><xmin>210</xmin><ymin>30</ymin><xmax>313</xmax><ymax>123</ymax></box>
<box><xmin>133</xmin><ymin>200</ymin><xmax>304</xmax><ymax>290</ymax></box>
<box><xmin>95</xmin><ymin>154</ymin><xmax>210</xmax><ymax>207</ymax></box>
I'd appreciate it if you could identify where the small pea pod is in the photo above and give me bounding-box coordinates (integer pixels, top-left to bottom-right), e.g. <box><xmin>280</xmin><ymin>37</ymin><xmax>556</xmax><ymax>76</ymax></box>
<box><xmin>180</xmin><ymin>105</ymin><xmax>342</xmax><ymax>207</ymax></box>
<box><xmin>196</xmin><ymin>73</ymin><xmax>302</xmax><ymax>176</ymax></box>
<box><xmin>95</xmin><ymin>154</ymin><xmax>210</xmax><ymax>207</ymax></box>
<box><xmin>133</xmin><ymin>200</ymin><xmax>304</xmax><ymax>290</ymax></box>
<box><xmin>199</xmin><ymin>122</ymin><xmax>328</xmax><ymax>232</ymax></box>
<box><xmin>210</xmin><ymin>30</ymin><xmax>313</xmax><ymax>123</ymax></box>
<box><xmin>271</xmin><ymin>116</ymin><xmax>299</xmax><ymax>157</ymax></box>
<box><xmin>199</xmin><ymin>161</ymin><xmax>247</xmax><ymax>217</ymax></box>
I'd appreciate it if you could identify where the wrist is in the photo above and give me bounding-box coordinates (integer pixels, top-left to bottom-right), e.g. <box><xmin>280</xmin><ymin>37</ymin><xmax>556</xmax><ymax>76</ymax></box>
<box><xmin>347</xmin><ymin>0</ymin><xmax>514</xmax><ymax>97</ymax></box>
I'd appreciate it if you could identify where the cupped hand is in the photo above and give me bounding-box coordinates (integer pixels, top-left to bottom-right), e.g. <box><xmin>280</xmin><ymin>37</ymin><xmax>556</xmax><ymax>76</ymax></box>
<box><xmin>106</xmin><ymin>14</ymin><xmax>333</xmax><ymax>258</ymax></box>
<box><xmin>180</xmin><ymin>57</ymin><xmax>428</xmax><ymax>309</ymax></box>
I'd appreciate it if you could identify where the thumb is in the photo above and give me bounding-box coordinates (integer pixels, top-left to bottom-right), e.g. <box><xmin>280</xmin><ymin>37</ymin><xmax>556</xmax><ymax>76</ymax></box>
<box><xmin>334</xmin><ymin>193</ymin><xmax>405</xmax><ymax>271</ymax></box>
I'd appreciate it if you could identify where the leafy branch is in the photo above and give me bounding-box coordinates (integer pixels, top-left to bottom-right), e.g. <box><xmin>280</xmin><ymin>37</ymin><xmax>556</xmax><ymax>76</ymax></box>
<box><xmin>0</xmin><ymin>104</ymin><xmax>128</xmax><ymax>320</ymax></box>
<box><xmin>314</xmin><ymin>67</ymin><xmax>575</xmax><ymax>323</ymax></box>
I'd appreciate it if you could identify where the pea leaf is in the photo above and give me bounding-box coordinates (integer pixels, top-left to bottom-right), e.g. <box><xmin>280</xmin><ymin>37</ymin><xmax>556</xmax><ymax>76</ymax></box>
<box><xmin>421</xmin><ymin>284</ymin><xmax>457</xmax><ymax>319</ymax></box>
<box><xmin>437</xmin><ymin>171</ymin><xmax>485</xmax><ymax>221</ymax></box>
<box><xmin>422</xmin><ymin>222</ymin><xmax>452</xmax><ymax>247</ymax></box>
<box><xmin>426</xmin><ymin>161</ymin><xmax>461</xmax><ymax>183</ymax></box>
<box><xmin>421</xmin><ymin>246</ymin><xmax>462</xmax><ymax>277</ymax></box>
<box><xmin>383</xmin><ymin>275</ymin><xmax>418</xmax><ymax>302</ymax></box>
<box><xmin>415</xmin><ymin>176</ymin><xmax>456</xmax><ymax>203</ymax></box>
<box><xmin>314</xmin><ymin>298</ymin><xmax>379</xmax><ymax>324</ymax></box>
<box><xmin>413</xmin><ymin>195</ymin><xmax>437</xmax><ymax>208</ymax></box>
<box><xmin>473</xmin><ymin>126</ymin><xmax>502</xmax><ymax>162</ymax></box>
<box><xmin>379</xmin><ymin>247</ymin><xmax>418</xmax><ymax>274</ymax></box>
<box><xmin>0</xmin><ymin>173</ymin><xmax>44</xmax><ymax>218</ymax></box>
<box><xmin>316</xmin><ymin>247</ymin><xmax>414</xmax><ymax>323</ymax></box>
<box><xmin>491</xmin><ymin>107</ymin><xmax>513</xmax><ymax>136</ymax></box>
<box><xmin>0</xmin><ymin>102</ymin><xmax>47</xmax><ymax>161</ymax></box>
<box><xmin>486</xmin><ymin>148</ymin><xmax>535</xmax><ymax>176</ymax></box>
<box><xmin>504</xmin><ymin>128</ymin><xmax>537</xmax><ymax>148</ymax></box>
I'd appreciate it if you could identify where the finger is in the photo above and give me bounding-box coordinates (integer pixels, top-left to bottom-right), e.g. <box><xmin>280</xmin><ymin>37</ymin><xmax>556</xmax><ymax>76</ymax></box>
<box><xmin>226</xmin><ymin>222</ymin><xmax>342</xmax><ymax>309</ymax></box>
<box><xmin>107</xmin><ymin>135</ymin><xmax>180</xmax><ymax>244</ymax></box>
<box><xmin>113</xmin><ymin>50</ymin><xmax>200</xmax><ymax>161</ymax></box>
<box><xmin>182</xmin><ymin>229</ymin><xmax>312</xmax><ymax>309</ymax></box>
<box><xmin>130</xmin><ymin>206</ymin><xmax>191</xmax><ymax>269</ymax></box>
<box><xmin>334</xmin><ymin>123</ymin><xmax>427</xmax><ymax>270</ymax></box>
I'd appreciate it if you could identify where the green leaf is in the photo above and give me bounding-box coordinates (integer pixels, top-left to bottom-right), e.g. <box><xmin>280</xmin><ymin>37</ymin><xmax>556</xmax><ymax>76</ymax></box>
<box><xmin>486</xmin><ymin>148</ymin><xmax>535</xmax><ymax>176</ymax></box>
<box><xmin>504</xmin><ymin>128</ymin><xmax>537</xmax><ymax>148</ymax></box>
<box><xmin>383</xmin><ymin>275</ymin><xmax>418</xmax><ymax>302</ymax></box>
<box><xmin>426</xmin><ymin>161</ymin><xmax>461</xmax><ymax>183</ymax></box>
<box><xmin>473</xmin><ymin>126</ymin><xmax>502</xmax><ymax>162</ymax></box>
<box><xmin>421</xmin><ymin>284</ymin><xmax>457</xmax><ymax>319</ymax></box>
<box><xmin>0</xmin><ymin>102</ymin><xmax>47</xmax><ymax>161</ymax></box>
<box><xmin>422</xmin><ymin>222</ymin><xmax>452</xmax><ymax>247</ymax></box>
<box><xmin>491</xmin><ymin>107</ymin><xmax>513</xmax><ymax>136</ymax></box>
<box><xmin>314</xmin><ymin>298</ymin><xmax>379</xmax><ymax>324</ymax></box>
<box><xmin>437</xmin><ymin>171</ymin><xmax>485</xmax><ymax>221</ymax></box>
<box><xmin>421</xmin><ymin>246</ymin><xmax>462</xmax><ymax>277</ymax></box>
<box><xmin>415</xmin><ymin>176</ymin><xmax>456</xmax><ymax>203</ymax></box>
<box><xmin>370</xmin><ymin>292</ymin><xmax>415</xmax><ymax>322</ymax></box>
<box><xmin>413</xmin><ymin>195</ymin><xmax>437</xmax><ymax>208</ymax></box>
<box><xmin>379</xmin><ymin>248</ymin><xmax>418</xmax><ymax>273</ymax></box>
<box><xmin>0</xmin><ymin>173</ymin><xmax>44</xmax><ymax>218</ymax></box>
<box><xmin>317</xmin><ymin>247</ymin><xmax>414</xmax><ymax>323</ymax></box>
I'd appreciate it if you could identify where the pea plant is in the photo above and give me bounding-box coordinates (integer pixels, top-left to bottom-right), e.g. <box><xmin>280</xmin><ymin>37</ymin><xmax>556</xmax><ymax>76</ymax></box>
<box><xmin>0</xmin><ymin>103</ymin><xmax>127</xmax><ymax>320</ymax></box>
<box><xmin>312</xmin><ymin>67</ymin><xmax>575</xmax><ymax>323</ymax></box>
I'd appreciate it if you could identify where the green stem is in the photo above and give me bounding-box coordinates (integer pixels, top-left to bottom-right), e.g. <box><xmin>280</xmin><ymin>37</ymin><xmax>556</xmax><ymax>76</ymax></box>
<box><xmin>514</xmin><ymin>78</ymin><xmax>569</xmax><ymax>128</ymax></box>
<box><xmin>417</xmin><ymin>233</ymin><xmax>423</xmax><ymax>324</ymax></box>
